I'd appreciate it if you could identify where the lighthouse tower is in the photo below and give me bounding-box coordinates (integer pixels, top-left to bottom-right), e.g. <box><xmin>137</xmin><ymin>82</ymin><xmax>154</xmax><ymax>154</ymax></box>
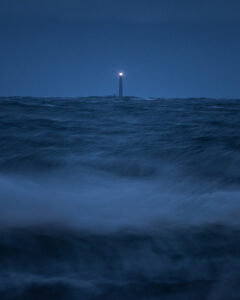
<box><xmin>119</xmin><ymin>72</ymin><xmax>123</xmax><ymax>97</ymax></box>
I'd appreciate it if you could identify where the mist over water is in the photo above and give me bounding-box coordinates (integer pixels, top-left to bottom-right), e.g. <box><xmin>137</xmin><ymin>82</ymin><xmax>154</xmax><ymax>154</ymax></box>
<box><xmin>1</xmin><ymin>97</ymin><xmax>240</xmax><ymax>299</ymax></box>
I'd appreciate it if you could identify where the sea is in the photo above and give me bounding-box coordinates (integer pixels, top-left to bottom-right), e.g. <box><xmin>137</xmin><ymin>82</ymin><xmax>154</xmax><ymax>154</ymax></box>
<box><xmin>0</xmin><ymin>96</ymin><xmax>240</xmax><ymax>300</ymax></box>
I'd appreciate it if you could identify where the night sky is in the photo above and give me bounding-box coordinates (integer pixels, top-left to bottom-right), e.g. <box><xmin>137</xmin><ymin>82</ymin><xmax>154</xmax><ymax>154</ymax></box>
<box><xmin>0</xmin><ymin>0</ymin><xmax>240</xmax><ymax>98</ymax></box>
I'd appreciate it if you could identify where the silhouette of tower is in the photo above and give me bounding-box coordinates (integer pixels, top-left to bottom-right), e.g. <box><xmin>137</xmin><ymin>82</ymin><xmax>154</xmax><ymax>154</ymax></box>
<box><xmin>119</xmin><ymin>72</ymin><xmax>123</xmax><ymax>97</ymax></box>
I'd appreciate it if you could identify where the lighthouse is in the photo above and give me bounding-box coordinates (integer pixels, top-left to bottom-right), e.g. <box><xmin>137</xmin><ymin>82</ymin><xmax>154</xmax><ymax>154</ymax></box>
<box><xmin>118</xmin><ymin>72</ymin><xmax>123</xmax><ymax>97</ymax></box>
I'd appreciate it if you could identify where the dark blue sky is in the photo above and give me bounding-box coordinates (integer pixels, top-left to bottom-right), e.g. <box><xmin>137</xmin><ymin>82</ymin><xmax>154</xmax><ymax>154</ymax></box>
<box><xmin>0</xmin><ymin>0</ymin><xmax>240</xmax><ymax>98</ymax></box>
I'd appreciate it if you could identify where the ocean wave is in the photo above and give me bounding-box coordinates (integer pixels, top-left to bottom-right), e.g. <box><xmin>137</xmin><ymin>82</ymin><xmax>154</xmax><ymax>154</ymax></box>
<box><xmin>0</xmin><ymin>224</ymin><xmax>240</xmax><ymax>300</ymax></box>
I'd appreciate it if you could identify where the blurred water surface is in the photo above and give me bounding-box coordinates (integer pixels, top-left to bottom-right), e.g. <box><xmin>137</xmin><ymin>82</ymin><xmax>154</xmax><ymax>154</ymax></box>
<box><xmin>0</xmin><ymin>97</ymin><xmax>240</xmax><ymax>299</ymax></box>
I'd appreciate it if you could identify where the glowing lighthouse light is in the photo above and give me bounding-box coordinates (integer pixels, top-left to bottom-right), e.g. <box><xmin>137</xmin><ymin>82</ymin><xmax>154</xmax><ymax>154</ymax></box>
<box><xmin>119</xmin><ymin>72</ymin><xmax>124</xmax><ymax>77</ymax></box>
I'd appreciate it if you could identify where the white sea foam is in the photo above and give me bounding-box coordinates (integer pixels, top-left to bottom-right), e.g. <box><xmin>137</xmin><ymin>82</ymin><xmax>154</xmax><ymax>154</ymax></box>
<box><xmin>0</xmin><ymin>168</ymin><xmax>239</xmax><ymax>232</ymax></box>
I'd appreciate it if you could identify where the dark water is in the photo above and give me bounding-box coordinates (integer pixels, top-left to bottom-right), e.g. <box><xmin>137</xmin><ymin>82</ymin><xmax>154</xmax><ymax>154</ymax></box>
<box><xmin>1</xmin><ymin>96</ymin><xmax>240</xmax><ymax>299</ymax></box>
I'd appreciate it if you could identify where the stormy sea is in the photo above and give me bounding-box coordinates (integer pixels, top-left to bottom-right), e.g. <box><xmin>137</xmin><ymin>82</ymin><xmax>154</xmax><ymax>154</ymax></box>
<box><xmin>1</xmin><ymin>96</ymin><xmax>240</xmax><ymax>300</ymax></box>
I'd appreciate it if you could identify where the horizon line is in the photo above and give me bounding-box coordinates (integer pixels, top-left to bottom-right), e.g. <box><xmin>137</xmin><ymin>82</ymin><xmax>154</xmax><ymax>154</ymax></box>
<box><xmin>0</xmin><ymin>95</ymin><xmax>240</xmax><ymax>100</ymax></box>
